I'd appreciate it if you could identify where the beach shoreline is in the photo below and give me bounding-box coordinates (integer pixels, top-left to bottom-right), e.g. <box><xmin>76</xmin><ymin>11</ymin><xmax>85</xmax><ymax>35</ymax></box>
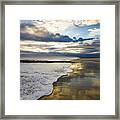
<box><xmin>20</xmin><ymin>62</ymin><xmax>71</xmax><ymax>100</ymax></box>
<box><xmin>38</xmin><ymin>58</ymin><xmax>100</xmax><ymax>100</ymax></box>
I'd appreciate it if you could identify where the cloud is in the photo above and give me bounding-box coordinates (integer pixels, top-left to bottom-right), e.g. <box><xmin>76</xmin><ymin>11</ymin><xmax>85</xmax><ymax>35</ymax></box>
<box><xmin>88</xmin><ymin>28</ymin><xmax>100</xmax><ymax>38</ymax></box>
<box><xmin>20</xmin><ymin>32</ymin><xmax>74</xmax><ymax>42</ymax></box>
<box><xmin>20</xmin><ymin>20</ymin><xmax>73</xmax><ymax>39</ymax></box>
<box><xmin>20</xmin><ymin>20</ymin><xmax>75</xmax><ymax>42</ymax></box>
<box><xmin>20</xmin><ymin>21</ymin><xmax>50</xmax><ymax>37</ymax></box>
<box><xmin>24</xmin><ymin>20</ymin><xmax>100</xmax><ymax>34</ymax></box>
<box><xmin>20</xmin><ymin>40</ymin><xmax>83</xmax><ymax>54</ymax></box>
<box><xmin>85</xmin><ymin>20</ymin><xmax>100</xmax><ymax>26</ymax></box>
<box><xmin>72</xmin><ymin>20</ymin><xmax>100</xmax><ymax>27</ymax></box>
<box><xmin>20</xmin><ymin>20</ymin><xmax>100</xmax><ymax>41</ymax></box>
<box><xmin>34</xmin><ymin>20</ymin><xmax>73</xmax><ymax>33</ymax></box>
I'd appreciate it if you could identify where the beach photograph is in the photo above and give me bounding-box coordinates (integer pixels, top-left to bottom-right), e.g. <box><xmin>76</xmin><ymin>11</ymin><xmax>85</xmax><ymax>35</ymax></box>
<box><xmin>20</xmin><ymin>20</ymin><xmax>100</xmax><ymax>100</ymax></box>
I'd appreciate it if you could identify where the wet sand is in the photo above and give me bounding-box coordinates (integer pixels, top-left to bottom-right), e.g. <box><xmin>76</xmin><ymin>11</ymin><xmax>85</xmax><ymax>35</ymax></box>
<box><xmin>38</xmin><ymin>58</ymin><xmax>100</xmax><ymax>100</ymax></box>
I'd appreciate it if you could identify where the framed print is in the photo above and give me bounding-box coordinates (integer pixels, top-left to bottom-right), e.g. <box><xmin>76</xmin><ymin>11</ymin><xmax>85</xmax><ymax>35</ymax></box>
<box><xmin>0</xmin><ymin>0</ymin><xmax>119</xmax><ymax>119</ymax></box>
<box><xmin>20</xmin><ymin>19</ymin><xmax>100</xmax><ymax>100</ymax></box>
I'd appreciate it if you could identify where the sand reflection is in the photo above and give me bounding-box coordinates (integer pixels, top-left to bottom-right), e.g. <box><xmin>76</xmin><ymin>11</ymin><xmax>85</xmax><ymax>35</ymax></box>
<box><xmin>40</xmin><ymin>58</ymin><xmax>100</xmax><ymax>100</ymax></box>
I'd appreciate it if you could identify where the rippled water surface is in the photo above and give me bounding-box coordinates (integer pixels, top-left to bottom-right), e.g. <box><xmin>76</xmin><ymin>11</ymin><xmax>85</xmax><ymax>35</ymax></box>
<box><xmin>20</xmin><ymin>63</ymin><xmax>70</xmax><ymax>100</ymax></box>
<box><xmin>20</xmin><ymin>58</ymin><xmax>100</xmax><ymax>100</ymax></box>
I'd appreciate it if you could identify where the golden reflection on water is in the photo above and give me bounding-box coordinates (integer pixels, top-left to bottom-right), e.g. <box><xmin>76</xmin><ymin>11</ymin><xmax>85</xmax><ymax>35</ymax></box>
<box><xmin>41</xmin><ymin>58</ymin><xmax>100</xmax><ymax>100</ymax></box>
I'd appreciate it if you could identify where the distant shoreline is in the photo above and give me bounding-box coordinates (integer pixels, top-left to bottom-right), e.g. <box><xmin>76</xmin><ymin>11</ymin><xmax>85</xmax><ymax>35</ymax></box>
<box><xmin>20</xmin><ymin>58</ymin><xmax>100</xmax><ymax>63</ymax></box>
<box><xmin>20</xmin><ymin>60</ymin><xmax>75</xmax><ymax>63</ymax></box>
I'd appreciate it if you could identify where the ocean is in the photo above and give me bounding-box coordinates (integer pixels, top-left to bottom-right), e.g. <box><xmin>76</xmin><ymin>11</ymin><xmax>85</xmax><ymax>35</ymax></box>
<box><xmin>20</xmin><ymin>63</ymin><xmax>70</xmax><ymax>100</ymax></box>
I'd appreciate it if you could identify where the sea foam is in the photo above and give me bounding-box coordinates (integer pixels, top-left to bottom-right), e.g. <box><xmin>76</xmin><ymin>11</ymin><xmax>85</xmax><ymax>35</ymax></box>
<box><xmin>20</xmin><ymin>63</ymin><xmax>70</xmax><ymax>100</ymax></box>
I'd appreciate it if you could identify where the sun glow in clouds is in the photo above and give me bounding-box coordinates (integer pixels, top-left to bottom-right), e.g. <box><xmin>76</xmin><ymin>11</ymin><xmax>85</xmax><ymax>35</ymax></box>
<box><xmin>20</xmin><ymin>20</ymin><xmax>100</xmax><ymax>59</ymax></box>
<box><xmin>21</xmin><ymin>20</ymin><xmax>100</xmax><ymax>38</ymax></box>
<box><xmin>20</xmin><ymin>41</ymin><xmax>85</xmax><ymax>54</ymax></box>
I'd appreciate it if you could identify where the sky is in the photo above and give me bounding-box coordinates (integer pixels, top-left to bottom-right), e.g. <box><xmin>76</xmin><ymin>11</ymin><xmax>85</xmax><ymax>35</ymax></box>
<box><xmin>20</xmin><ymin>20</ymin><xmax>100</xmax><ymax>60</ymax></box>
<box><xmin>20</xmin><ymin>20</ymin><xmax>100</xmax><ymax>40</ymax></box>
